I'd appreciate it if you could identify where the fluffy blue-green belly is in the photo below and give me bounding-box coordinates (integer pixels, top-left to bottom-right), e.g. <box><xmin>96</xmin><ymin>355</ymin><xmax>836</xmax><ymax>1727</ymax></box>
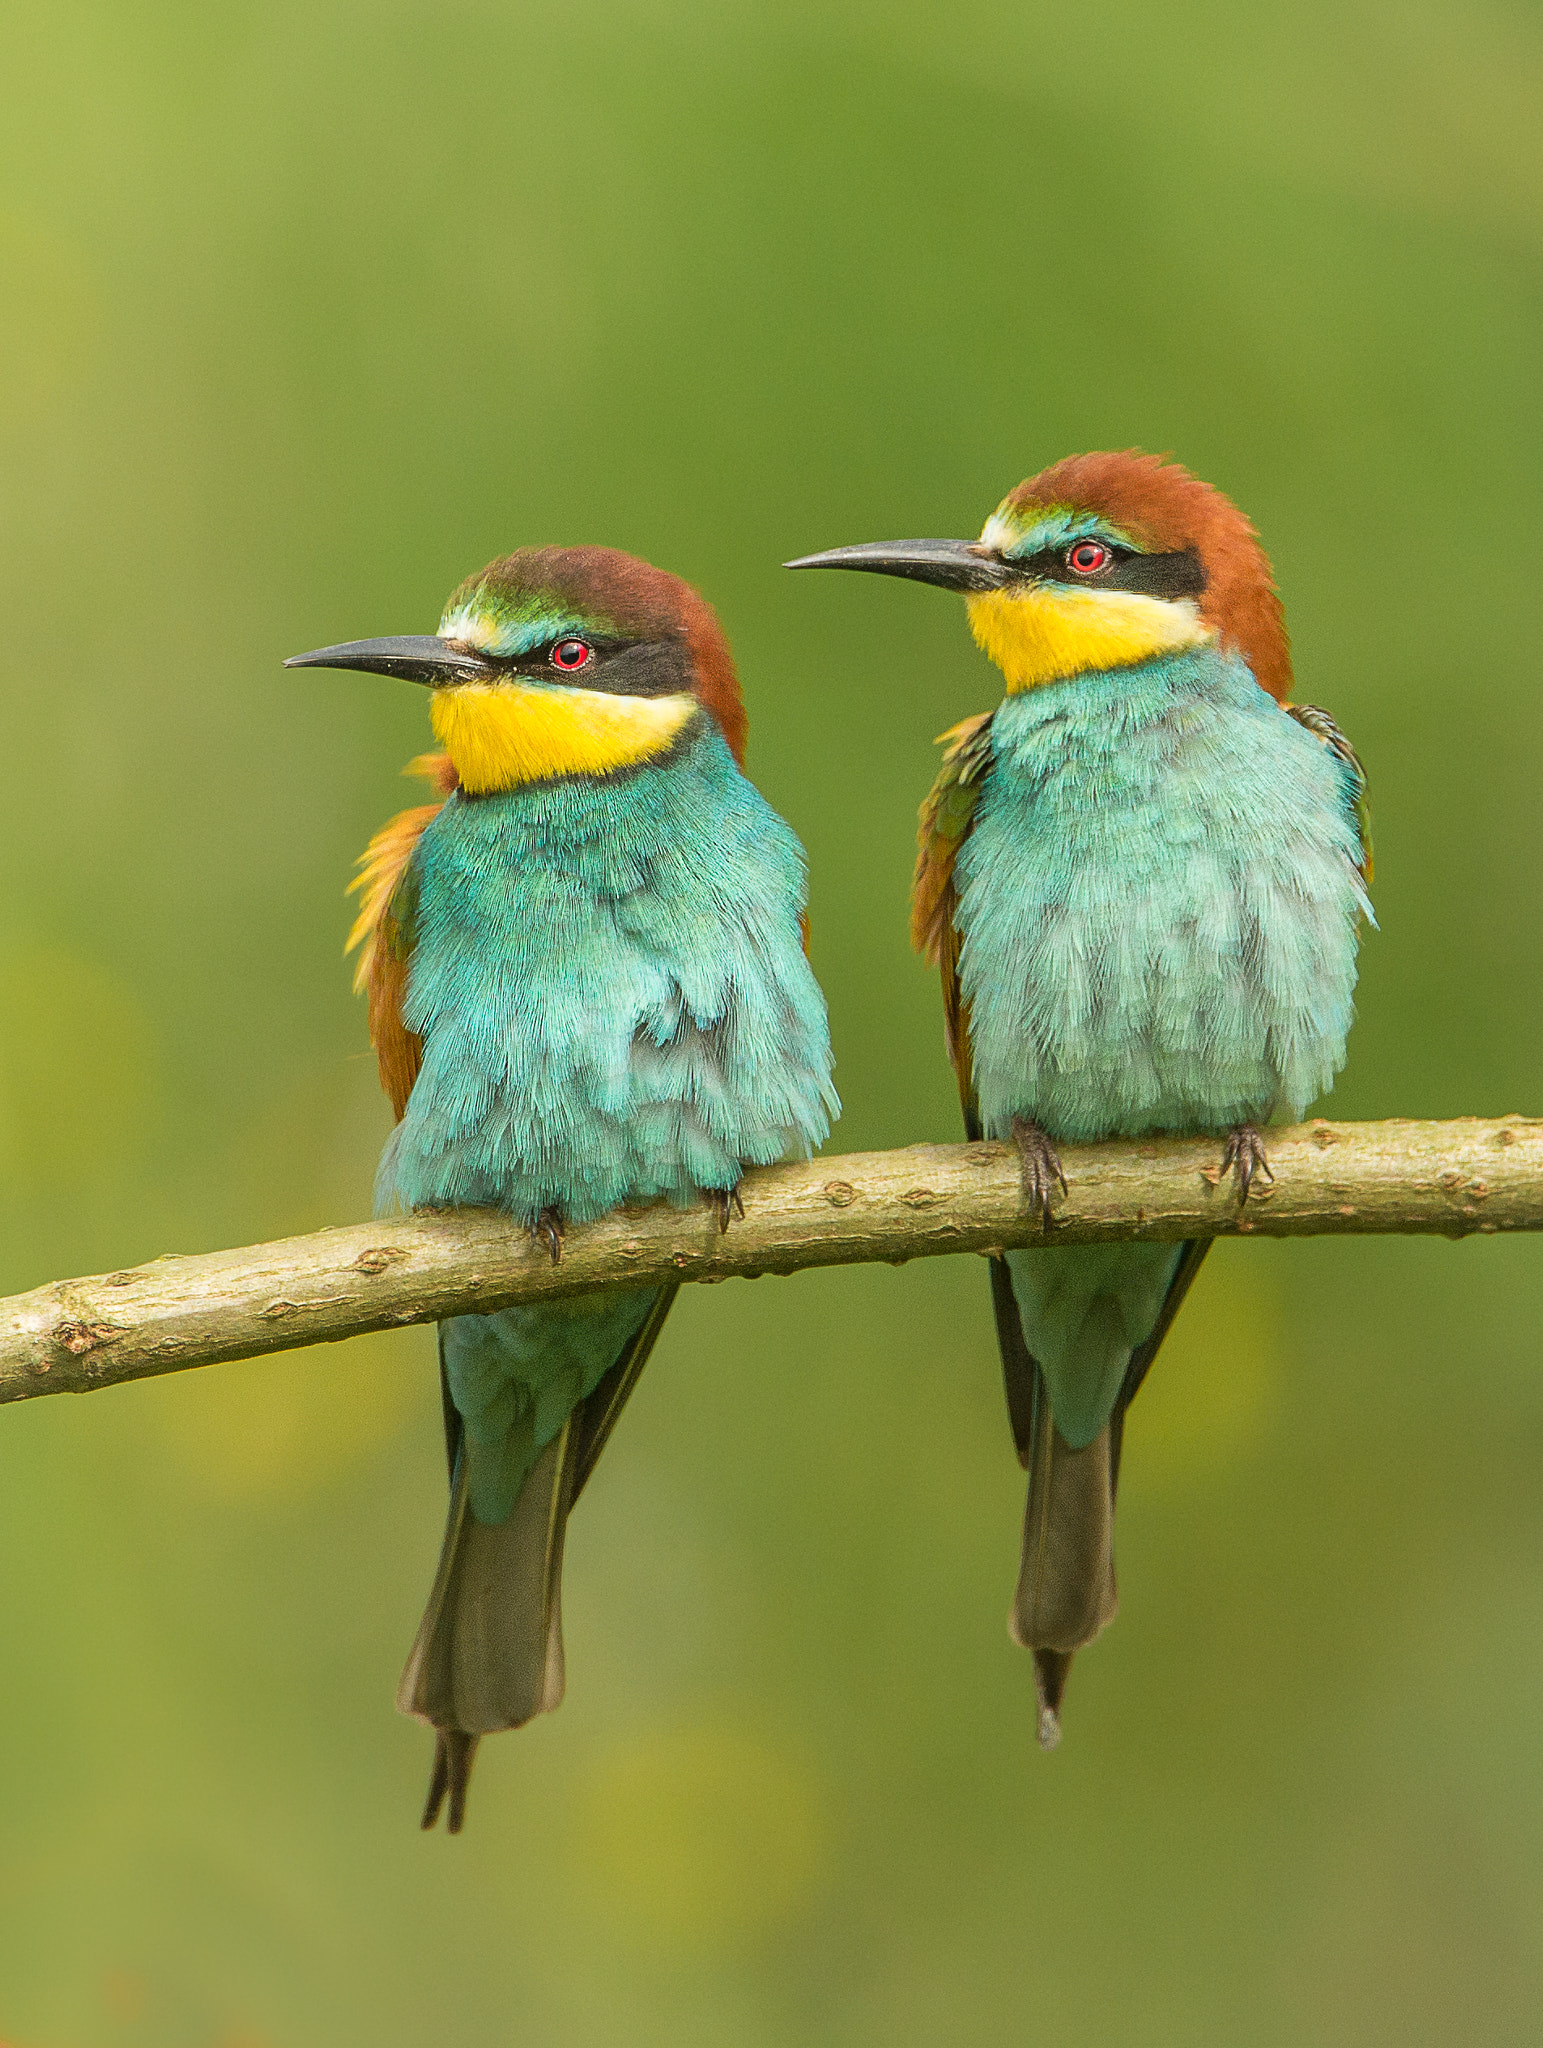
<box><xmin>961</xmin><ymin>648</ymin><xmax>1369</xmax><ymax>1448</ymax></box>
<box><xmin>379</xmin><ymin>726</ymin><xmax>838</xmax><ymax>1223</ymax></box>
<box><xmin>957</xmin><ymin>649</ymin><xmax>1369</xmax><ymax>1145</ymax></box>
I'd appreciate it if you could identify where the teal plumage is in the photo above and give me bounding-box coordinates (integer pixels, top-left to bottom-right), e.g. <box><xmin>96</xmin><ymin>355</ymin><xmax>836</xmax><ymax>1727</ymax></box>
<box><xmin>959</xmin><ymin>651</ymin><xmax>1369</xmax><ymax>1150</ymax></box>
<box><xmin>788</xmin><ymin>450</ymin><xmax>1371</xmax><ymax>1744</ymax></box>
<box><xmin>293</xmin><ymin>547</ymin><xmax>836</xmax><ymax>1830</ymax></box>
<box><xmin>388</xmin><ymin>721</ymin><xmax>836</xmax><ymax>1542</ymax></box>
<box><xmin>381</xmin><ymin>727</ymin><xmax>836</xmax><ymax>1222</ymax></box>
<box><xmin>967</xmin><ymin>650</ymin><xmax>1367</xmax><ymax>1465</ymax></box>
<box><xmin>440</xmin><ymin>1292</ymin><xmax>660</xmax><ymax>1525</ymax></box>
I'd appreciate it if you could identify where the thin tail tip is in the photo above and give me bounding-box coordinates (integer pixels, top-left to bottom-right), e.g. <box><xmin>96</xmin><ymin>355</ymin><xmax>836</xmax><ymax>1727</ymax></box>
<box><xmin>1032</xmin><ymin>1646</ymin><xmax>1073</xmax><ymax>1751</ymax></box>
<box><xmin>420</xmin><ymin>1729</ymin><xmax>478</xmax><ymax>1833</ymax></box>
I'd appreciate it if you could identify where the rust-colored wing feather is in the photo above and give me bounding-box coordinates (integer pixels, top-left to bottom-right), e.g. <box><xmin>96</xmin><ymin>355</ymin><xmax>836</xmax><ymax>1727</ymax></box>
<box><xmin>347</xmin><ymin>753</ymin><xmax>458</xmax><ymax>1119</ymax></box>
<box><xmin>911</xmin><ymin>711</ymin><xmax>995</xmax><ymax>1129</ymax></box>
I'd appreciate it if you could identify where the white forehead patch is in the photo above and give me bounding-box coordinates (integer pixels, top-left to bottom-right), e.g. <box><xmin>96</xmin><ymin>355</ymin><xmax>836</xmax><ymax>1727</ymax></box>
<box><xmin>438</xmin><ymin>606</ymin><xmax>500</xmax><ymax>653</ymax></box>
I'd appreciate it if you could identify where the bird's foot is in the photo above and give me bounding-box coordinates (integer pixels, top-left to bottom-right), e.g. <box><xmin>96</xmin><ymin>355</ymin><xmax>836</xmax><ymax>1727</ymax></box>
<box><xmin>1219</xmin><ymin>1123</ymin><xmax>1273</xmax><ymax>1208</ymax></box>
<box><xmin>529</xmin><ymin>1206</ymin><xmax>565</xmax><ymax>1265</ymax></box>
<box><xmin>706</xmin><ymin>1182</ymin><xmax>745</xmax><ymax>1234</ymax></box>
<box><xmin>1011</xmin><ymin>1117</ymin><xmax>1068</xmax><ymax>1236</ymax></box>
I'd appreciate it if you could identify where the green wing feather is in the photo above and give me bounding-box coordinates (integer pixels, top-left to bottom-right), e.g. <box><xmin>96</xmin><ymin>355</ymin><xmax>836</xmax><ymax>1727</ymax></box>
<box><xmin>1286</xmin><ymin>702</ymin><xmax>1372</xmax><ymax>883</ymax></box>
<box><xmin>912</xmin><ymin>711</ymin><xmax>996</xmax><ymax>1128</ymax></box>
<box><xmin>570</xmin><ymin>1283</ymin><xmax>681</xmax><ymax>1503</ymax></box>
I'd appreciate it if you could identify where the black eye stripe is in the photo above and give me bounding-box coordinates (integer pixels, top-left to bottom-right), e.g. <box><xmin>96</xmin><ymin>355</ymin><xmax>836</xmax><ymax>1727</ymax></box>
<box><xmin>1010</xmin><ymin>544</ymin><xmax>1207</xmax><ymax>603</ymax></box>
<box><xmin>492</xmin><ymin>636</ymin><xmax>625</xmax><ymax>671</ymax></box>
<box><xmin>492</xmin><ymin>637</ymin><xmax>694</xmax><ymax>702</ymax></box>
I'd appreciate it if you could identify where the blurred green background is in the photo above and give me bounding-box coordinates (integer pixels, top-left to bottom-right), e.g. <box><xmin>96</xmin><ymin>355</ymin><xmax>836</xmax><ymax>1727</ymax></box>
<box><xmin>3</xmin><ymin>0</ymin><xmax>1542</xmax><ymax>2040</ymax></box>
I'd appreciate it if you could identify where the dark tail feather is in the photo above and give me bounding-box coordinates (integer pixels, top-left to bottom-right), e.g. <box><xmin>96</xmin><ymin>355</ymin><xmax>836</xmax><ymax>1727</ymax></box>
<box><xmin>421</xmin><ymin>1729</ymin><xmax>480</xmax><ymax>1834</ymax></box>
<box><xmin>1115</xmin><ymin>1239</ymin><xmax>1212</xmax><ymax>1429</ymax></box>
<box><xmin>1010</xmin><ymin>1385</ymin><xmax>1119</xmax><ymax>1749</ymax></box>
<box><xmin>403</xmin><ymin>1287</ymin><xmax>680</xmax><ymax>1832</ymax></box>
<box><xmin>991</xmin><ymin>1251</ymin><xmax>1116</xmax><ymax>1743</ymax></box>
<box><xmin>570</xmin><ymin>1283</ymin><xmax>679</xmax><ymax>1503</ymax></box>
<box><xmin>988</xmin><ymin>1254</ymin><xmax>1038</xmax><ymax>1462</ymax></box>
<box><xmin>398</xmin><ymin>1421</ymin><xmax>579</xmax><ymax>1828</ymax></box>
<box><xmin>991</xmin><ymin>1242</ymin><xmax>1211</xmax><ymax>1746</ymax></box>
<box><xmin>1032</xmin><ymin>1649</ymin><xmax>1075</xmax><ymax>1744</ymax></box>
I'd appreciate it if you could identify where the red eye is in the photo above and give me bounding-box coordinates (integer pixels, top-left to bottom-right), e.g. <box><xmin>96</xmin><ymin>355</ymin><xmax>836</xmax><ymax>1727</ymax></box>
<box><xmin>550</xmin><ymin>639</ymin><xmax>593</xmax><ymax>671</ymax></box>
<box><xmin>1067</xmin><ymin>542</ymin><xmax>1111</xmax><ymax>575</ymax></box>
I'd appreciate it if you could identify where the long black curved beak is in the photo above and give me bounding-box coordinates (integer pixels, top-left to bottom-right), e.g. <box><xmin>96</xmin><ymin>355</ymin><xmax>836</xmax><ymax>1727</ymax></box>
<box><xmin>784</xmin><ymin>538</ymin><xmax>1012</xmax><ymax>593</ymax></box>
<box><xmin>283</xmin><ymin>635</ymin><xmax>495</xmax><ymax>686</ymax></box>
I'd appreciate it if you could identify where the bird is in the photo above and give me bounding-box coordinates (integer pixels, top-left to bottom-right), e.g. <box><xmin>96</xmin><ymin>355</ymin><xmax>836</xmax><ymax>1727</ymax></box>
<box><xmin>287</xmin><ymin>546</ymin><xmax>838</xmax><ymax>1830</ymax></box>
<box><xmin>788</xmin><ymin>452</ymin><xmax>1370</xmax><ymax>1746</ymax></box>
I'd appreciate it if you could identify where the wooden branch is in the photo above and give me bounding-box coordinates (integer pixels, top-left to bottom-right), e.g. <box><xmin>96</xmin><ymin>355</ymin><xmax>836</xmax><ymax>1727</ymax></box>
<box><xmin>1</xmin><ymin>1117</ymin><xmax>1538</xmax><ymax>1405</ymax></box>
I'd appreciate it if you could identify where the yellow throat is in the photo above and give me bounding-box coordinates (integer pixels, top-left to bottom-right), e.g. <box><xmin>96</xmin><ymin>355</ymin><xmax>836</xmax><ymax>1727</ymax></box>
<box><xmin>430</xmin><ymin>682</ymin><xmax>699</xmax><ymax>794</ymax></box>
<box><xmin>965</xmin><ymin>583</ymin><xmax>1211</xmax><ymax>692</ymax></box>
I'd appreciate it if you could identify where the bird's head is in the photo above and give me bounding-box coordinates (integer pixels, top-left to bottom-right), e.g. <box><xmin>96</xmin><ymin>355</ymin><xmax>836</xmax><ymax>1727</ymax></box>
<box><xmin>288</xmin><ymin>546</ymin><xmax>746</xmax><ymax>794</ymax></box>
<box><xmin>788</xmin><ymin>451</ymin><xmax>1291</xmax><ymax>701</ymax></box>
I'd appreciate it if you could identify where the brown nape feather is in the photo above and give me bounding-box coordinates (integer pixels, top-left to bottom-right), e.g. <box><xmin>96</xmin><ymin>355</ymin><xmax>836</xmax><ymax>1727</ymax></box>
<box><xmin>1004</xmin><ymin>450</ymin><xmax>1293</xmax><ymax>702</ymax></box>
<box><xmin>457</xmin><ymin>546</ymin><xmax>749</xmax><ymax>766</ymax></box>
<box><xmin>679</xmin><ymin>584</ymin><xmax>747</xmax><ymax>766</ymax></box>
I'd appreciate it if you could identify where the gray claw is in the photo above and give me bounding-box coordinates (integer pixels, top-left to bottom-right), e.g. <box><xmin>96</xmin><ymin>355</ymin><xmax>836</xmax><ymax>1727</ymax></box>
<box><xmin>1219</xmin><ymin>1124</ymin><xmax>1273</xmax><ymax>1208</ymax></box>
<box><xmin>530</xmin><ymin>1206</ymin><xmax>565</xmax><ymax>1265</ymax></box>
<box><xmin>1011</xmin><ymin>1116</ymin><xmax>1068</xmax><ymax>1236</ymax></box>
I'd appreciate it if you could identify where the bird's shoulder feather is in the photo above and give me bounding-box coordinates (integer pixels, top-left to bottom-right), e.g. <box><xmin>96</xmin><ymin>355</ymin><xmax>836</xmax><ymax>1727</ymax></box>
<box><xmin>912</xmin><ymin>710</ymin><xmax>996</xmax><ymax>1125</ymax></box>
<box><xmin>1284</xmin><ymin>702</ymin><xmax>1372</xmax><ymax>882</ymax></box>
<box><xmin>347</xmin><ymin>752</ymin><xmax>459</xmax><ymax>1119</ymax></box>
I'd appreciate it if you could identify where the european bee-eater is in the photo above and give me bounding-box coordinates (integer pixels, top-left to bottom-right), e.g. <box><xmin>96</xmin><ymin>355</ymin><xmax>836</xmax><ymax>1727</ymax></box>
<box><xmin>790</xmin><ymin>453</ymin><xmax>1370</xmax><ymax>1745</ymax></box>
<box><xmin>288</xmin><ymin>547</ymin><xmax>838</xmax><ymax>1830</ymax></box>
